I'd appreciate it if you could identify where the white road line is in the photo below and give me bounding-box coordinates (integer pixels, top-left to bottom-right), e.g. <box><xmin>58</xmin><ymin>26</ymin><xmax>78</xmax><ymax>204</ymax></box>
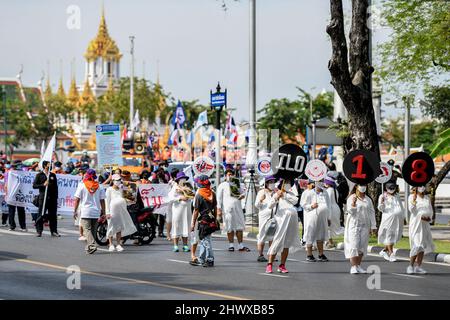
<box><xmin>377</xmin><ymin>289</ymin><xmax>420</xmax><ymax>297</ymax></box>
<box><xmin>392</xmin><ymin>273</ymin><xmax>425</xmax><ymax>279</ymax></box>
<box><xmin>58</xmin><ymin>228</ymin><xmax>81</xmax><ymax>235</ymax></box>
<box><xmin>367</xmin><ymin>252</ymin><xmax>450</xmax><ymax>267</ymax></box>
<box><xmin>42</xmin><ymin>231</ymin><xmax>68</xmax><ymax>236</ymax></box>
<box><xmin>0</xmin><ymin>229</ymin><xmax>33</xmax><ymax>236</ymax></box>
<box><xmin>258</xmin><ymin>273</ymin><xmax>289</xmax><ymax>278</ymax></box>
<box><xmin>97</xmin><ymin>248</ymin><xmax>110</xmax><ymax>252</ymax></box>
<box><xmin>287</xmin><ymin>258</ymin><xmax>300</xmax><ymax>262</ymax></box>
<box><xmin>168</xmin><ymin>259</ymin><xmax>189</xmax><ymax>264</ymax></box>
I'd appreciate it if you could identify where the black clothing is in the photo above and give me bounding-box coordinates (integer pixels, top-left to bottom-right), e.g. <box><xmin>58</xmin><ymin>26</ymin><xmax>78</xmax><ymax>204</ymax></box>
<box><xmin>33</xmin><ymin>171</ymin><xmax>58</xmax><ymax>234</ymax></box>
<box><xmin>8</xmin><ymin>205</ymin><xmax>26</xmax><ymax>230</ymax></box>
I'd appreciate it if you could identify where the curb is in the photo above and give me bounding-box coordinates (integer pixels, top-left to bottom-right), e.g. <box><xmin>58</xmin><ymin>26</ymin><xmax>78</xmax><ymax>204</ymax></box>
<box><xmin>336</xmin><ymin>242</ymin><xmax>450</xmax><ymax>264</ymax></box>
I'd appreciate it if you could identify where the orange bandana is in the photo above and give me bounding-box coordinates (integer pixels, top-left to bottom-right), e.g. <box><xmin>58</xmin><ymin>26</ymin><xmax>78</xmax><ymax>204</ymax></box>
<box><xmin>83</xmin><ymin>179</ymin><xmax>99</xmax><ymax>194</ymax></box>
<box><xmin>198</xmin><ymin>187</ymin><xmax>213</xmax><ymax>202</ymax></box>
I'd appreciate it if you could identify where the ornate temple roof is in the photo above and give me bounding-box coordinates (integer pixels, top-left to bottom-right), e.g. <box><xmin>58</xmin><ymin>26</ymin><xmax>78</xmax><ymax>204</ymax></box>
<box><xmin>79</xmin><ymin>79</ymin><xmax>96</xmax><ymax>105</ymax></box>
<box><xmin>84</xmin><ymin>8</ymin><xmax>122</xmax><ymax>62</ymax></box>
<box><xmin>67</xmin><ymin>76</ymin><xmax>80</xmax><ymax>106</ymax></box>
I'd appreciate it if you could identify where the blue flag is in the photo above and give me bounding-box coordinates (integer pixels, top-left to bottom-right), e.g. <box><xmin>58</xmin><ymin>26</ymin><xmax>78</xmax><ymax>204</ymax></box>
<box><xmin>172</xmin><ymin>100</ymin><xmax>186</xmax><ymax>128</ymax></box>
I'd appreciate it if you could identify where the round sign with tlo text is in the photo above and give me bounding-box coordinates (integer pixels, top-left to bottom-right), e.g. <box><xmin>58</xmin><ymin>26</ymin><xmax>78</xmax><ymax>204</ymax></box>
<box><xmin>401</xmin><ymin>152</ymin><xmax>434</xmax><ymax>187</ymax></box>
<box><xmin>343</xmin><ymin>149</ymin><xmax>381</xmax><ymax>185</ymax></box>
<box><xmin>271</xmin><ymin>144</ymin><xmax>307</xmax><ymax>180</ymax></box>
<box><xmin>305</xmin><ymin>159</ymin><xmax>328</xmax><ymax>182</ymax></box>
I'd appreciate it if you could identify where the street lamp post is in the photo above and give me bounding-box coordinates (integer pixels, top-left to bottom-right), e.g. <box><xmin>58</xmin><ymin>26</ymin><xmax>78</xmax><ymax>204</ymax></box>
<box><xmin>129</xmin><ymin>36</ymin><xmax>135</xmax><ymax>130</ymax></box>
<box><xmin>1</xmin><ymin>85</ymin><xmax>6</xmax><ymax>162</ymax></box>
<box><xmin>210</xmin><ymin>82</ymin><xmax>226</xmax><ymax>190</ymax></box>
<box><xmin>312</xmin><ymin>118</ymin><xmax>317</xmax><ymax>160</ymax></box>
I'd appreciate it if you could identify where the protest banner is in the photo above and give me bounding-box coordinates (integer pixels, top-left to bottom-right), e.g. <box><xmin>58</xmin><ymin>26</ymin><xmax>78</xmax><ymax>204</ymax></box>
<box><xmin>138</xmin><ymin>184</ymin><xmax>171</xmax><ymax>215</ymax></box>
<box><xmin>5</xmin><ymin>170</ymin><xmax>82</xmax><ymax>215</ymax></box>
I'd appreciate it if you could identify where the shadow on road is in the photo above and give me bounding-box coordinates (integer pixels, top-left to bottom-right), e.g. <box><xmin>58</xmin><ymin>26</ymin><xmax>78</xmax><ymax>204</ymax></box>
<box><xmin>0</xmin><ymin>251</ymin><xmax>28</xmax><ymax>261</ymax></box>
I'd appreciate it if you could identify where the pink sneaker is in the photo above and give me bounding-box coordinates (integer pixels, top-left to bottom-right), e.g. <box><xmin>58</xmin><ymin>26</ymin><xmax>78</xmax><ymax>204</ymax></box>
<box><xmin>265</xmin><ymin>264</ymin><xmax>273</xmax><ymax>273</ymax></box>
<box><xmin>277</xmin><ymin>264</ymin><xmax>289</xmax><ymax>273</ymax></box>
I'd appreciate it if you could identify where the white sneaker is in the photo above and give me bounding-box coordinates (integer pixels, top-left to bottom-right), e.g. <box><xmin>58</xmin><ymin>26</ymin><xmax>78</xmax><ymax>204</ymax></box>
<box><xmin>406</xmin><ymin>265</ymin><xmax>415</xmax><ymax>274</ymax></box>
<box><xmin>78</xmin><ymin>236</ymin><xmax>86</xmax><ymax>241</ymax></box>
<box><xmin>379</xmin><ymin>250</ymin><xmax>390</xmax><ymax>261</ymax></box>
<box><xmin>116</xmin><ymin>245</ymin><xmax>124</xmax><ymax>252</ymax></box>
<box><xmin>356</xmin><ymin>265</ymin><xmax>367</xmax><ymax>274</ymax></box>
<box><xmin>389</xmin><ymin>254</ymin><xmax>397</xmax><ymax>262</ymax></box>
<box><xmin>414</xmin><ymin>266</ymin><xmax>427</xmax><ymax>274</ymax></box>
<box><xmin>108</xmin><ymin>245</ymin><xmax>115</xmax><ymax>252</ymax></box>
<box><xmin>350</xmin><ymin>266</ymin><xmax>359</xmax><ymax>274</ymax></box>
<box><xmin>21</xmin><ymin>228</ymin><xmax>28</xmax><ymax>232</ymax></box>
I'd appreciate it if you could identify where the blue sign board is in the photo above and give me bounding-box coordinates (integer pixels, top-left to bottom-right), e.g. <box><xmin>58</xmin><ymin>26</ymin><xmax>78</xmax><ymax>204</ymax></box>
<box><xmin>210</xmin><ymin>92</ymin><xmax>227</xmax><ymax>108</ymax></box>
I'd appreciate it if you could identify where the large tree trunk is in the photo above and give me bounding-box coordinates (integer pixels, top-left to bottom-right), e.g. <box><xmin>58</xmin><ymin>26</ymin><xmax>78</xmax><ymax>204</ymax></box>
<box><xmin>427</xmin><ymin>160</ymin><xmax>450</xmax><ymax>224</ymax></box>
<box><xmin>327</xmin><ymin>0</ymin><xmax>382</xmax><ymax>225</ymax></box>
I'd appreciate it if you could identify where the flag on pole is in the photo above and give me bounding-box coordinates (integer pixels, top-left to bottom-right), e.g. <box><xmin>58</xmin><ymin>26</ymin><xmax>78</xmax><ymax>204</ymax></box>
<box><xmin>194</xmin><ymin>110</ymin><xmax>208</xmax><ymax>130</ymax></box>
<box><xmin>224</xmin><ymin>112</ymin><xmax>238</xmax><ymax>144</ymax></box>
<box><xmin>171</xmin><ymin>100</ymin><xmax>186</xmax><ymax>128</ymax></box>
<box><xmin>132</xmin><ymin>109</ymin><xmax>140</xmax><ymax>131</ymax></box>
<box><xmin>39</xmin><ymin>133</ymin><xmax>56</xmax><ymax>169</ymax></box>
<box><xmin>121</xmin><ymin>124</ymin><xmax>128</xmax><ymax>144</ymax></box>
<box><xmin>40</xmin><ymin>141</ymin><xmax>45</xmax><ymax>158</ymax></box>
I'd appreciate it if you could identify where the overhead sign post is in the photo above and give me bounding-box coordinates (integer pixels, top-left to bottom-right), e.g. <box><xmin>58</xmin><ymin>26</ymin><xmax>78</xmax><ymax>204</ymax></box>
<box><xmin>96</xmin><ymin>124</ymin><xmax>123</xmax><ymax>170</ymax></box>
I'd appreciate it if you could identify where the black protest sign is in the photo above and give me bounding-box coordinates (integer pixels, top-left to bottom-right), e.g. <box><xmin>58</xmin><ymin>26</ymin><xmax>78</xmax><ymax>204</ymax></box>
<box><xmin>343</xmin><ymin>149</ymin><xmax>380</xmax><ymax>185</ymax></box>
<box><xmin>271</xmin><ymin>144</ymin><xmax>307</xmax><ymax>180</ymax></box>
<box><xmin>402</xmin><ymin>152</ymin><xmax>434</xmax><ymax>187</ymax></box>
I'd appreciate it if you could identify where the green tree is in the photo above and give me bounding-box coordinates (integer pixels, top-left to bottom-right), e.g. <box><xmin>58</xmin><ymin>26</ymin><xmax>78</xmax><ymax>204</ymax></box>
<box><xmin>379</xmin><ymin>0</ymin><xmax>450</xmax><ymax>91</ymax></box>
<box><xmin>422</xmin><ymin>85</ymin><xmax>450</xmax><ymax>128</ymax></box>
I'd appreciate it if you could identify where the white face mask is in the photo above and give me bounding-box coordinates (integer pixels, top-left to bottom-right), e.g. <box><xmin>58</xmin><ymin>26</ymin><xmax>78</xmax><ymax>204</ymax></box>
<box><xmin>113</xmin><ymin>180</ymin><xmax>122</xmax><ymax>187</ymax></box>
<box><xmin>418</xmin><ymin>186</ymin><xmax>426</xmax><ymax>193</ymax></box>
<box><xmin>358</xmin><ymin>186</ymin><xmax>367</xmax><ymax>193</ymax></box>
<box><xmin>179</xmin><ymin>178</ymin><xmax>187</xmax><ymax>184</ymax></box>
<box><xmin>267</xmin><ymin>183</ymin><xmax>275</xmax><ymax>190</ymax></box>
<box><xmin>387</xmin><ymin>189</ymin><xmax>395</xmax><ymax>194</ymax></box>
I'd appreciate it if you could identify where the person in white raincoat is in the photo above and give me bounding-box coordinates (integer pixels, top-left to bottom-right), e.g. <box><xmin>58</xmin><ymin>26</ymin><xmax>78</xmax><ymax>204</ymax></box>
<box><xmin>300</xmin><ymin>180</ymin><xmax>330</xmax><ymax>262</ymax></box>
<box><xmin>345</xmin><ymin>185</ymin><xmax>377</xmax><ymax>274</ymax></box>
<box><xmin>105</xmin><ymin>174</ymin><xmax>137</xmax><ymax>252</ymax></box>
<box><xmin>406</xmin><ymin>186</ymin><xmax>435</xmax><ymax>275</ymax></box>
<box><xmin>265</xmin><ymin>178</ymin><xmax>302</xmax><ymax>274</ymax></box>
<box><xmin>377</xmin><ymin>181</ymin><xmax>404</xmax><ymax>262</ymax></box>
<box><xmin>255</xmin><ymin>175</ymin><xmax>277</xmax><ymax>262</ymax></box>
<box><xmin>168</xmin><ymin>172</ymin><xmax>193</xmax><ymax>253</ymax></box>
<box><xmin>217</xmin><ymin>169</ymin><xmax>250</xmax><ymax>252</ymax></box>
<box><xmin>165</xmin><ymin>169</ymin><xmax>179</xmax><ymax>241</ymax></box>
<box><xmin>323</xmin><ymin>176</ymin><xmax>344</xmax><ymax>248</ymax></box>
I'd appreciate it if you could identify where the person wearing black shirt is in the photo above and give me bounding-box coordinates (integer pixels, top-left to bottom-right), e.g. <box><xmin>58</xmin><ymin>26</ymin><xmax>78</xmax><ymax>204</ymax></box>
<box><xmin>33</xmin><ymin>161</ymin><xmax>59</xmax><ymax>237</ymax></box>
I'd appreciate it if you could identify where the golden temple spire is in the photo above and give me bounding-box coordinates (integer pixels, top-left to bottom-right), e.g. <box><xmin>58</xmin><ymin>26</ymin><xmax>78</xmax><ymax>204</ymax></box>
<box><xmin>57</xmin><ymin>77</ymin><xmax>66</xmax><ymax>98</ymax></box>
<box><xmin>84</xmin><ymin>5</ymin><xmax>122</xmax><ymax>62</ymax></box>
<box><xmin>79</xmin><ymin>79</ymin><xmax>96</xmax><ymax>105</ymax></box>
<box><xmin>67</xmin><ymin>76</ymin><xmax>79</xmax><ymax>107</ymax></box>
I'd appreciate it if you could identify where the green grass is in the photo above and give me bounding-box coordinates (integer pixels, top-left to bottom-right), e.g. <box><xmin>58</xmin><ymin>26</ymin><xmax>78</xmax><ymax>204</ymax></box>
<box><xmin>246</xmin><ymin>225</ymin><xmax>450</xmax><ymax>254</ymax></box>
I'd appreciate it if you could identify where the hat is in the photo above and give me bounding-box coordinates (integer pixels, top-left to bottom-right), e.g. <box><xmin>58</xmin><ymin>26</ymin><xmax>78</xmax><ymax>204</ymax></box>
<box><xmin>386</xmin><ymin>181</ymin><xmax>396</xmax><ymax>189</ymax></box>
<box><xmin>112</xmin><ymin>174</ymin><xmax>122</xmax><ymax>181</ymax></box>
<box><xmin>324</xmin><ymin>177</ymin><xmax>336</xmax><ymax>187</ymax></box>
<box><xmin>175</xmin><ymin>172</ymin><xmax>188</xmax><ymax>182</ymax></box>
<box><xmin>85</xmin><ymin>168</ymin><xmax>97</xmax><ymax>180</ymax></box>
<box><xmin>195</xmin><ymin>175</ymin><xmax>210</xmax><ymax>188</ymax></box>
<box><xmin>265</xmin><ymin>175</ymin><xmax>277</xmax><ymax>183</ymax></box>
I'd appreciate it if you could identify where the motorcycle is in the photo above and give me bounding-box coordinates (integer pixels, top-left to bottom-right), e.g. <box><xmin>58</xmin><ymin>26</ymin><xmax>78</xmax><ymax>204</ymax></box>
<box><xmin>94</xmin><ymin>204</ymin><xmax>157</xmax><ymax>246</ymax></box>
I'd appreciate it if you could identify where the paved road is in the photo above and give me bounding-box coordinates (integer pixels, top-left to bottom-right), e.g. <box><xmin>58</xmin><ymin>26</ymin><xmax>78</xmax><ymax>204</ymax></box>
<box><xmin>1</xmin><ymin>218</ymin><xmax>450</xmax><ymax>300</ymax></box>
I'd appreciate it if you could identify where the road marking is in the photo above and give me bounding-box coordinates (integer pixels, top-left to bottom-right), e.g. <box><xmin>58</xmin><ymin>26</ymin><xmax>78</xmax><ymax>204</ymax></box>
<box><xmin>0</xmin><ymin>255</ymin><xmax>248</xmax><ymax>300</ymax></box>
<box><xmin>287</xmin><ymin>258</ymin><xmax>300</xmax><ymax>262</ymax></box>
<box><xmin>392</xmin><ymin>273</ymin><xmax>425</xmax><ymax>279</ymax></box>
<box><xmin>58</xmin><ymin>228</ymin><xmax>81</xmax><ymax>235</ymax></box>
<box><xmin>168</xmin><ymin>259</ymin><xmax>189</xmax><ymax>264</ymax></box>
<box><xmin>42</xmin><ymin>231</ymin><xmax>68</xmax><ymax>236</ymax></box>
<box><xmin>377</xmin><ymin>289</ymin><xmax>420</xmax><ymax>297</ymax></box>
<box><xmin>258</xmin><ymin>273</ymin><xmax>289</xmax><ymax>278</ymax></box>
<box><xmin>367</xmin><ymin>252</ymin><xmax>450</xmax><ymax>267</ymax></box>
<box><xmin>97</xmin><ymin>248</ymin><xmax>110</xmax><ymax>252</ymax></box>
<box><xmin>0</xmin><ymin>229</ymin><xmax>33</xmax><ymax>236</ymax></box>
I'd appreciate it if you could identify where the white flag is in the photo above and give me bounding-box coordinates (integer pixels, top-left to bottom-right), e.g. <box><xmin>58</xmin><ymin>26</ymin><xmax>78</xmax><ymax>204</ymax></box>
<box><xmin>40</xmin><ymin>133</ymin><xmax>56</xmax><ymax>169</ymax></box>
<box><xmin>133</xmin><ymin>109</ymin><xmax>140</xmax><ymax>131</ymax></box>
<box><xmin>40</xmin><ymin>141</ymin><xmax>45</xmax><ymax>158</ymax></box>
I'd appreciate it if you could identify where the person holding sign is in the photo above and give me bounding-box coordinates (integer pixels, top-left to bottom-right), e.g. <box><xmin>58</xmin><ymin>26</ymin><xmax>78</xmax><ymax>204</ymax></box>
<box><xmin>344</xmin><ymin>185</ymin><xmax>377</xmax><ymax>274</ymax></box>
<box><xmin>407</xmin><ymin>186</ymin><xmax>435</xmax><ymax>274</ymax></box>
<box><xmin>377</xmin><ymin>182</ymin><xmax>404</xmax><ymax>262</ymax></box>
<box><xmin>300</xmin><ymin>180</ymin><xmax>330</xmax><ymax>262</ymax></box>
<box><xmin>105</xmin><ymin>174</ymin><xmax>137</xmax><ymax>252</ymax></box>
<box><xmin>217</xmin><ymin>169</ymin><xmax>249</xmax><ymax>252</ymax></box>
<box><xmin>255</xmin><ymin>175</ymin><xmax>277</xmax><ymax>262</ymax></box>
<box><xmin>265</xmin><ymin>178</ymin><xmax>302</xmax><ymax>274</ymax></box>
<box><xmin>168</xmin><ymin>172</ymin><xmax>193</xmax><ymax>253</ymax></box>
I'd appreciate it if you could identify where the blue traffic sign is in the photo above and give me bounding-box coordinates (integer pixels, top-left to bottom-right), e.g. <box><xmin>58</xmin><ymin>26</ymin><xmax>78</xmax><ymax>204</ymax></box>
<box><xmin>210</xmin><ymin>92</ymin><xmax>227</xmax><ymax>108</ymax></box>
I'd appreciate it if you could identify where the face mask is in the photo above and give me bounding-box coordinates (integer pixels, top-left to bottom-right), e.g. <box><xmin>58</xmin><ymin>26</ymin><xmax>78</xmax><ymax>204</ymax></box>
<box><xmin>284</xmin><ymin>183</ymin><xmax>291</xmax><ymax>190</ymax></box>
<box><xmin>418</xmin><ymin>186</ymin><xmax>426</xmax><ymax>193</ymax></box>
<box><xmin>226</xmin><ymin>176</ymin><xmax>234</xmax><ymax>182</ymax></box>
<box><xmin>113</xmin><ymin>180</ymin><xmax>122</xmax><ymax>187</ymax></box>
<box><xmin>387</xmin><ymin>189</ymin><xmax>395</xmax><ymax>194</ymax></box>
<box><xmin>5</xmin><ymin>165</ymin><xmax>11</xmax><ymax>169</ymax></box>
<box><xmin>267</xmin><ymin>183</ymin><xmax>275</xmax><ymax>190</ymax></box>
<box><xmin>358</xmin><ymin>186</ymin><xmax>367</xmax><ymax>193</ymax></box>
<box><xmin>179</xmin><ymin>178</ymin><xmax>187</xmax><ymax>184</ymax></box>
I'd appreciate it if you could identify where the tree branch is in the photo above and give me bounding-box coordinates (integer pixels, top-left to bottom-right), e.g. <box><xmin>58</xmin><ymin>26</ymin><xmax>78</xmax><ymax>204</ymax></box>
<box><xmin>326</xmin><ymin>0</ymin><xmax>354</xmax><ymax>112</ymax></box>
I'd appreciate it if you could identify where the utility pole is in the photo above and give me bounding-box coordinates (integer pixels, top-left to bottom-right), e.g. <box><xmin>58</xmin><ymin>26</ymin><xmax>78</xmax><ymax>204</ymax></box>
<box><xmin>129</xmin><ymin>36</ymin><xmax>135</xmax><ymax>130</ymax></box>
<box><xmin>1</xmin><ymin>85</ymin><xmax>6</xmax><ymax>161</ymax></box>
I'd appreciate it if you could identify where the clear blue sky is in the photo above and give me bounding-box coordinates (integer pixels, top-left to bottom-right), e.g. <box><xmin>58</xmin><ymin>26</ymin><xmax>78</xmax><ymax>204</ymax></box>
<box><xmin>0</xmin><ymin>0</ymin><xmax>418</xmax><ymax>121</ymax></box>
